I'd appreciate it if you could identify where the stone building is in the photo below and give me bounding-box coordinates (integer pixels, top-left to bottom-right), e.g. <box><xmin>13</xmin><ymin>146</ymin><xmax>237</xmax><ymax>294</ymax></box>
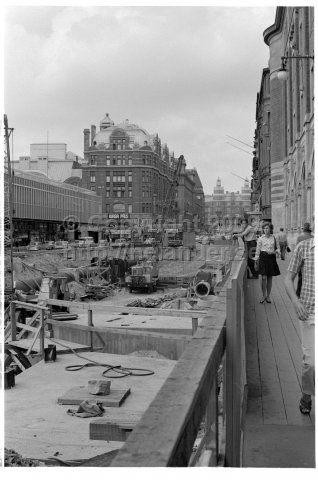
<box><xmin>263</xmin><ymin>6</ymin><xmax>314</xmax><ymax>240</ymax></box>
<box><xmin>12</xmin><ymin>143</ymin><xmax>83</xmax><ymax>183</ymax></box>
<box><xmin>205</xmin><ymin>178</ymin><xmax>251</xmax><ymax>232</ymax></box>
<box><xmin>252</xmin><ymin>68</ymin><xmax>272</xmax><ymax>222</ymax></box>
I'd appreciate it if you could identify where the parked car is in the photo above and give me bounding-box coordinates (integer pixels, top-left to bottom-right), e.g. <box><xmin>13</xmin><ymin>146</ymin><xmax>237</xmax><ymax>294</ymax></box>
<box><xmin>44</xmin><ymin>241</ymin><xmax>55</xmax><ymax>250</ymax></box>
<box><xmin>113</xmin><ymin>238</ymin><xmax>130</xmax><ymax>247</ymax></box>
<box><xmin>27</xmin><ymin>242</ymin><xmax>41</xmax><ymax>251</ymax></box>
<box><xmin>80</xmin><ymin>236</ymin><xmax>95</xmax><ymax>247</ymax></box>
<box><xmin>97</xmin><ymin>239</ymin><xmax>109</xmax><ymax>248</ymax></box>
<box><xmin>53</xmin><ymin>240</ymin><xmax>69</xmax><ymax>249</ymax></box>
<box><xmin>144</xmin><ymin>237</ymin><xmax>156</xmax><ymax>245</ymax></box>
<box><xmin>71</xmin><ymin>239</ymin><xmax>85</xmax><ymax>248</ymax></box>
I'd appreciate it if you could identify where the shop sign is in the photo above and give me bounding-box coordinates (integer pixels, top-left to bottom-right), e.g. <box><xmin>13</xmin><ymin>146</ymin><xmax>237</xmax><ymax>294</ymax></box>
<box><xmin>108</xmin><ymin>213</ymin><xmax>129</xmax><ymax>219</ymax></box>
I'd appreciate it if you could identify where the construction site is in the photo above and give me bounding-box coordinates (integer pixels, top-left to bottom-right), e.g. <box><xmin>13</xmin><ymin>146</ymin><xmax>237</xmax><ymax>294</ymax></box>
<box><xmin>4</xmin><ymin>239</ymin><xmax>236</xmax><ymax>467</ymax></box>
<box><xmin>3</xmin><ymin>113</ymin><xmax>241</xmax><ymax>467</ymax></box>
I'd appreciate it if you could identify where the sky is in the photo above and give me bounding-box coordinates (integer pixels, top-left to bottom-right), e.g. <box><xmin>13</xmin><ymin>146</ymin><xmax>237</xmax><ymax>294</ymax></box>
<box><xmin>3</xmin><ymin>3</ymin><xmax>278</xmax><ymax>195</ymax></box>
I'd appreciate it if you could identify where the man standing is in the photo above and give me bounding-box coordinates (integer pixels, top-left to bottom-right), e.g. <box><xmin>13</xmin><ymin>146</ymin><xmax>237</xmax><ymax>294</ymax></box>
<box><xmin>276</xmin><ymin>227</ymin><xmax>288</xmax><ymax>260</ymax></box>
<box><xmin>296</xmin><ymin>223</ymin><xmax>313</xmax><ymax>297</ymax></box>
<box><xmin>284</xmin><ymin>237</ymin><xmax>315</xmax><ymax>414</ymax></box>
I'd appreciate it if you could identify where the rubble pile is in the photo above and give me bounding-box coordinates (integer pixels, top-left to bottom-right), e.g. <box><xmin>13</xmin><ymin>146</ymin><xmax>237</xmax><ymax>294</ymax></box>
<box><xmin>5</xmin><ymin>448</ymin><xmax>44</xmax><ymax>467</ymax></box>
<box><xmin>126</xmin><ymin>292</ymin><xmax>178</xmax><ymax>308</ymax></box>
<box><xmin>158</xmin><ymin>260</ymin><xmax>204</xmax><ymax>277</ymax></box>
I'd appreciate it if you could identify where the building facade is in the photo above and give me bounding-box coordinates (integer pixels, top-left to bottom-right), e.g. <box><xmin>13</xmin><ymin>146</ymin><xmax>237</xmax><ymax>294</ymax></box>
<box><xmin>263</xmin><ymin>7</ymin><xmax>314</xmax><ymax>240</ymax></box>
<box><xmin>205</xmin><ymin>178</ymin><xmax>252</xmax><ymax>232</ymax></box>
<box><xmin>81</xmin><ymin>114</ymin><xmax>205</xmax><ymax>230</ymax></box>
<box><xmin>252</xmin><ymin>68</ymin><xmax>272</xmax><ymax>222</ymax></box>
<box><xmin>5</xmin><ymin>170</ymin><xmax>101</xmax><ymax>245</ymax></box>
<box><xmin>12</xmin><ymin>143</ymin><xmax>83</xmax><ymax>183</ymax></box>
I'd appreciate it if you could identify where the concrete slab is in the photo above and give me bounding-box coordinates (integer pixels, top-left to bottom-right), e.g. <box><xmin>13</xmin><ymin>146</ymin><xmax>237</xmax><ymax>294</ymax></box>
<box><xmin>5</xmin><ymin>351</ymin><xmax>176</xmax><ymax>462</ymax></box>
<box><xmin>62</xmin><ymin>287</ymin><xmax>213</xmax><ymax>334</ymax></box>
<box><xmin>242</xmin><ymin>424</ymin><xmax>315</xmax><ymax>468</ymax></box>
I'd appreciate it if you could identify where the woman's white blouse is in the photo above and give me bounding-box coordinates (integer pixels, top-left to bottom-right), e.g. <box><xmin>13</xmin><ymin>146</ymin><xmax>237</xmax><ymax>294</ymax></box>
<box><xmin>255</xmin><ymin>235</ymin><xmax>278</xmax><ymax>260</ymax></box>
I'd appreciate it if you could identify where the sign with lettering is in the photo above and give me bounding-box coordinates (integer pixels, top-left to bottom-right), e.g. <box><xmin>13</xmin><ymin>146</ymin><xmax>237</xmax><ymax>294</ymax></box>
<box><xmin>108</xmin><ymin>213</ymin><xmax>129</xmax><ymax>219</ymax></box>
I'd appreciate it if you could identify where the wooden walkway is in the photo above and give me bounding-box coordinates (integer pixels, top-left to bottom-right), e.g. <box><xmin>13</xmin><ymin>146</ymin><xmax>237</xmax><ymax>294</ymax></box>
<box><xmin>242</xmin><ymin>259</ymin><xmax>315</xmax><ymax>468</ymax></box>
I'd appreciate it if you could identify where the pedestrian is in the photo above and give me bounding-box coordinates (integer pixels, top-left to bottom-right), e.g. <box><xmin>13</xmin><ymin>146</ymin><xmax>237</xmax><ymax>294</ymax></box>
<box><xmin>235</xmin><ymin>217</ymin><xmax>258</xmax><ymax>279</ymax></box>
<box><xmin>296</xmin><ymin>223</ymin><xmax>313</xmax><ymax>297</ymax></box>
<box><xmin>254</xmin><ymin>222</ymin><xmax>280</xmax><ymax>303</ymax></box>
<box><xmin>284</xmin><ymin>236</ymin><xmax>315</xmax><ymax>415</ymax></box>
<box><xmin>276</xmin><ymin>227</ymin><xmax>289</xmax><ymax>260</ymax></box>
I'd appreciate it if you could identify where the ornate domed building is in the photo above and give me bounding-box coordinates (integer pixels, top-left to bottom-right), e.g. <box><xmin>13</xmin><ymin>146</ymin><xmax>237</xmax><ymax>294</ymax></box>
<box><xmin>81</xmin><ymin>114</ymin><xmax>205</xmax><ymax>234</ymax></box>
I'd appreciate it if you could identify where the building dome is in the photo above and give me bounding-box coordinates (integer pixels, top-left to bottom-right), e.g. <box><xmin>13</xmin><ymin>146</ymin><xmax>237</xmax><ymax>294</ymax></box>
<box><xmin>93</xmin><ymin>115</ymin><xmax>155</xmax><ymax>150</ymax></box>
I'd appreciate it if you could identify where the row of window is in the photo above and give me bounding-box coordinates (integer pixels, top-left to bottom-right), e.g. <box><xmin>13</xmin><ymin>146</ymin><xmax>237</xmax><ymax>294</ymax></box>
<box><xmin>10</xmin><ymin>184</ymin><xmax>100</xmax><ymax>222</ymax></box>
<box><xmin>89</xmin><ymin>154</ymin><xmax>173</xmax><ymax>172</ymax></box>
<box><xmin>105</xmin><ymin>186</ymin><xmax>133</xmax><ymax>198</ymax></box>
<box><xmin>105</xmin><ymin>204</ymin><xmax>133</xmax><ymax>214</ymax></box>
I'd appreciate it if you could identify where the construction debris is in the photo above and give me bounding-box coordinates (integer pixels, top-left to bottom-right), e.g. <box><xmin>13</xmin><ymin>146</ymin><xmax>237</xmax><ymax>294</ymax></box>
<box><xmin>5</xmin><ymin>448</ymin><xmax>45</xmax><ymax>467</ymax></box>
<box><xmin>126</xmin><ymin>292</ymin><xmax>178</xmax><ymax>308</ymax></box>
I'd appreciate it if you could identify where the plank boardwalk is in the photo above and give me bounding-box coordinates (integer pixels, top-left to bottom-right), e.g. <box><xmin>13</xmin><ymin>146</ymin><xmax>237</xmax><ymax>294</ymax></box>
<box><xmin>242</xmin><ymin>259</ymin><xmax>315</xmax><ymax>468</ymax></box>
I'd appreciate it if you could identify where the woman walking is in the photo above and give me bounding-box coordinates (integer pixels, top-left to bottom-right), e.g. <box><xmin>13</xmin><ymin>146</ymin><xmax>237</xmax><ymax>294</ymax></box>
<box><xmin>236</xmin><ymin>217</ymin><xmax>258</xmax><ymax>278</ymax></box>
<box><xmin>255</xmin><ymin>222</ymin><xmax>280</xmax><ymax>303</ymax></box>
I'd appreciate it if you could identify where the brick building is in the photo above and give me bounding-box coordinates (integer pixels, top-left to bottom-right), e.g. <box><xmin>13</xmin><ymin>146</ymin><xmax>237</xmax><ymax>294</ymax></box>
<box><xmin>81</xmin><ymin>114</ymin><xmax>205</xmax><ymax>230</ymax></box>
<box><xmin>262</xmin><ymin>7</ymin><xmax>314</xmax><ymax>240</ymax></box>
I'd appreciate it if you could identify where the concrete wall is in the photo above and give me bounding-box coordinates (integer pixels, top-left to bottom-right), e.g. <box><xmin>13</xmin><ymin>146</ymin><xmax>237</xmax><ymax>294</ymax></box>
<box><xmin>51</xmin><ymin>322</ymin><xmax>191</xmax><ymax>361</ymax></box>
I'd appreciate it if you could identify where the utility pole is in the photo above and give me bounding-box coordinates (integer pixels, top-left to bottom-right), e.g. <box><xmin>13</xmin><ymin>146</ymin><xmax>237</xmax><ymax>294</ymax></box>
<box><xmin>4</xmin><ymin>114</ymin><xmax>15</xmax><ymax>292</ymax></box>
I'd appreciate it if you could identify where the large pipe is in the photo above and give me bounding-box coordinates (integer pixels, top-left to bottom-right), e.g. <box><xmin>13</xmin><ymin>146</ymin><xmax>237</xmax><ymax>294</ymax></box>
<box><xmin>194</xmin><ymin>280</ymin><xmax>211</xmax><ymax>298</ymax></box>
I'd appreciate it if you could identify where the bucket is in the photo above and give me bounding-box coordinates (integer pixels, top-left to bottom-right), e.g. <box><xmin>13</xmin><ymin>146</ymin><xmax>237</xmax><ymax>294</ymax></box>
<box><xmin>44</xmin><ymin>344</ymin><xmax>57</xmax><ymax>363</ymax></box>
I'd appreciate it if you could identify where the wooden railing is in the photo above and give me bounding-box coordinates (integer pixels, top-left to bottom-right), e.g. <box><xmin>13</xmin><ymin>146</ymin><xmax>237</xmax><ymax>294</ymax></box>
<box><xmin>108</xmin><ymin>248</ymin><xmax>247</xmax><ymax>467</ymax></box>
<box><xmin>8</xmin><ymin>248</ymin><xmax>247</xmax><ymax>466</ymax></box>
<box><xmin>9</xmin><ymin>301</ymin><xmax>49</xmax><ymax>356</ymax></box>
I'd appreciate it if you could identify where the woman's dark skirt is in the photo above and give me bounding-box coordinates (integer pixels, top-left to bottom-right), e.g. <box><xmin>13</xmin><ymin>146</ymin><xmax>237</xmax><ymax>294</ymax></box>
<box><xmin>258</xmin><ymin>251</ymin><xmax>280</xmax><ymax>277</ymax></box>
<box><xmin>246</xmin><ymin>240</ymin><xmax>257</xmax><ymax>276</ymax></box>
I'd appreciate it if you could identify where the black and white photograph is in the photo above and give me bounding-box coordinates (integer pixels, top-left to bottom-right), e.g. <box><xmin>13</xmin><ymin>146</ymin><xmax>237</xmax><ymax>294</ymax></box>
<box><xmin>1</xmin><ymin>1</ymin><xmax>315</xmax><ymax>472</ymax></box>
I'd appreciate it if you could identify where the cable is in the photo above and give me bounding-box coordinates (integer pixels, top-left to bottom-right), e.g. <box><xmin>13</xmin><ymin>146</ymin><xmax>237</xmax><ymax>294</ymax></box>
<box><xmin>48</xmin><ymin>337</ymin><xmax>155</xmax><ymax>377</ymax></box>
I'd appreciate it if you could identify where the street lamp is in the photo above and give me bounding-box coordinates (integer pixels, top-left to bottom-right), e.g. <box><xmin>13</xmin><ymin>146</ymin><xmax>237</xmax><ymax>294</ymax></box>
<box><xmin>277</xmin><ymin>54</ymin><xmax>314</xmax><ymax>81</ymax></box>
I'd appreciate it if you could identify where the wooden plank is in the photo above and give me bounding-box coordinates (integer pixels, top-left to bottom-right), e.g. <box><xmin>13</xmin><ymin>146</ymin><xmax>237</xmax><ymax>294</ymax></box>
<box><xmin>12</xmin><ymin>301</ymin><xmax>48</xmax><ymax>311</ymax></box>
<box><xmin>45</xmin><ymin>298</ymin><xmax>207</xmax><ymax>318</ymax></box>
<box><xmin>57</xmin><ymin>386</ymin><xmax>131</xmax><ymax>407</ymax></box>
<box><xmin>244</xmin><ymin>280</ymin><xmax>263</xmax><ymax>424</ymax></box>
<box><xmin>15</xmin><ymin>322</ymin><xmax>38</xmax><ymax>333</ymax></box>
<box><xmin>7</xmin><ymin>338</ymin><xmax>89</xmax><ymax>353</ymax></box>
<box><xmin>264</xmin><ymin>277</ymin><xmax>312</xmax><ymax>427</ymax></box>
<box><xmin>254</xmin><ymin>294</ymin><xmax>287</xmax><ymax>425</ymax></box>
<box><xmin>16</xmin><ymin>310</ymin><xmax>40</xmax><ymax>339</ymax></box>
<box><xmin>111</xmin><ymin>325</ymin><xmax>226</xmax><ymax>466</ymax></box>
<box><xmin>90</xmin><ymin>417</ymin><xmax>140</xmax><ymax>441</ymax></box>
<box><xmin>39</xmin><ymin>309</ymin><xmax>45</xmax><ymax>356</ymax></box>
<box><xmin>26</xmin><ymin>325</ymin><xmax>42</xmax><ymax>356</ymax></box>
<box><xmin>10</xmin><ymin>302</ymin><xmax>16</xmax><ymax>341</ymax></box>
<box><xmin>47</xmin><ymin>317</ymin><xmax>192</xmax><ymax>340</ymax></box>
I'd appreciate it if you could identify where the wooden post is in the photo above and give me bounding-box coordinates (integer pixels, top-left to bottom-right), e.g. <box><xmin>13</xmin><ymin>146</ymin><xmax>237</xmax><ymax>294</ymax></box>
<box><xmin>10</xmin><ymin>302</ymin><xmax>16</xmax><ymax>341</ymax></box>
<box><xmin>205</xmin><ymin>379</ymin><xmax>219</xmax><ymax>466</ymax></box>
<box><xmin>39</xmin><ymin>309</ymin><xmax>45</xmax><ymax>357</ymax></box>
<box><xmin>192</xmin><ymin>318</ymin><xmax>198</xmax><ymax>335</ymax></box>
<box><xmin>88</xmin><ymin>309</ymin><xmax>94</xmax><ymax>350</ymax></box>
<box><xmin>225</xmin><ymin>278</ymin><xmax>241</xmax><ymax>467</ymax></box>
